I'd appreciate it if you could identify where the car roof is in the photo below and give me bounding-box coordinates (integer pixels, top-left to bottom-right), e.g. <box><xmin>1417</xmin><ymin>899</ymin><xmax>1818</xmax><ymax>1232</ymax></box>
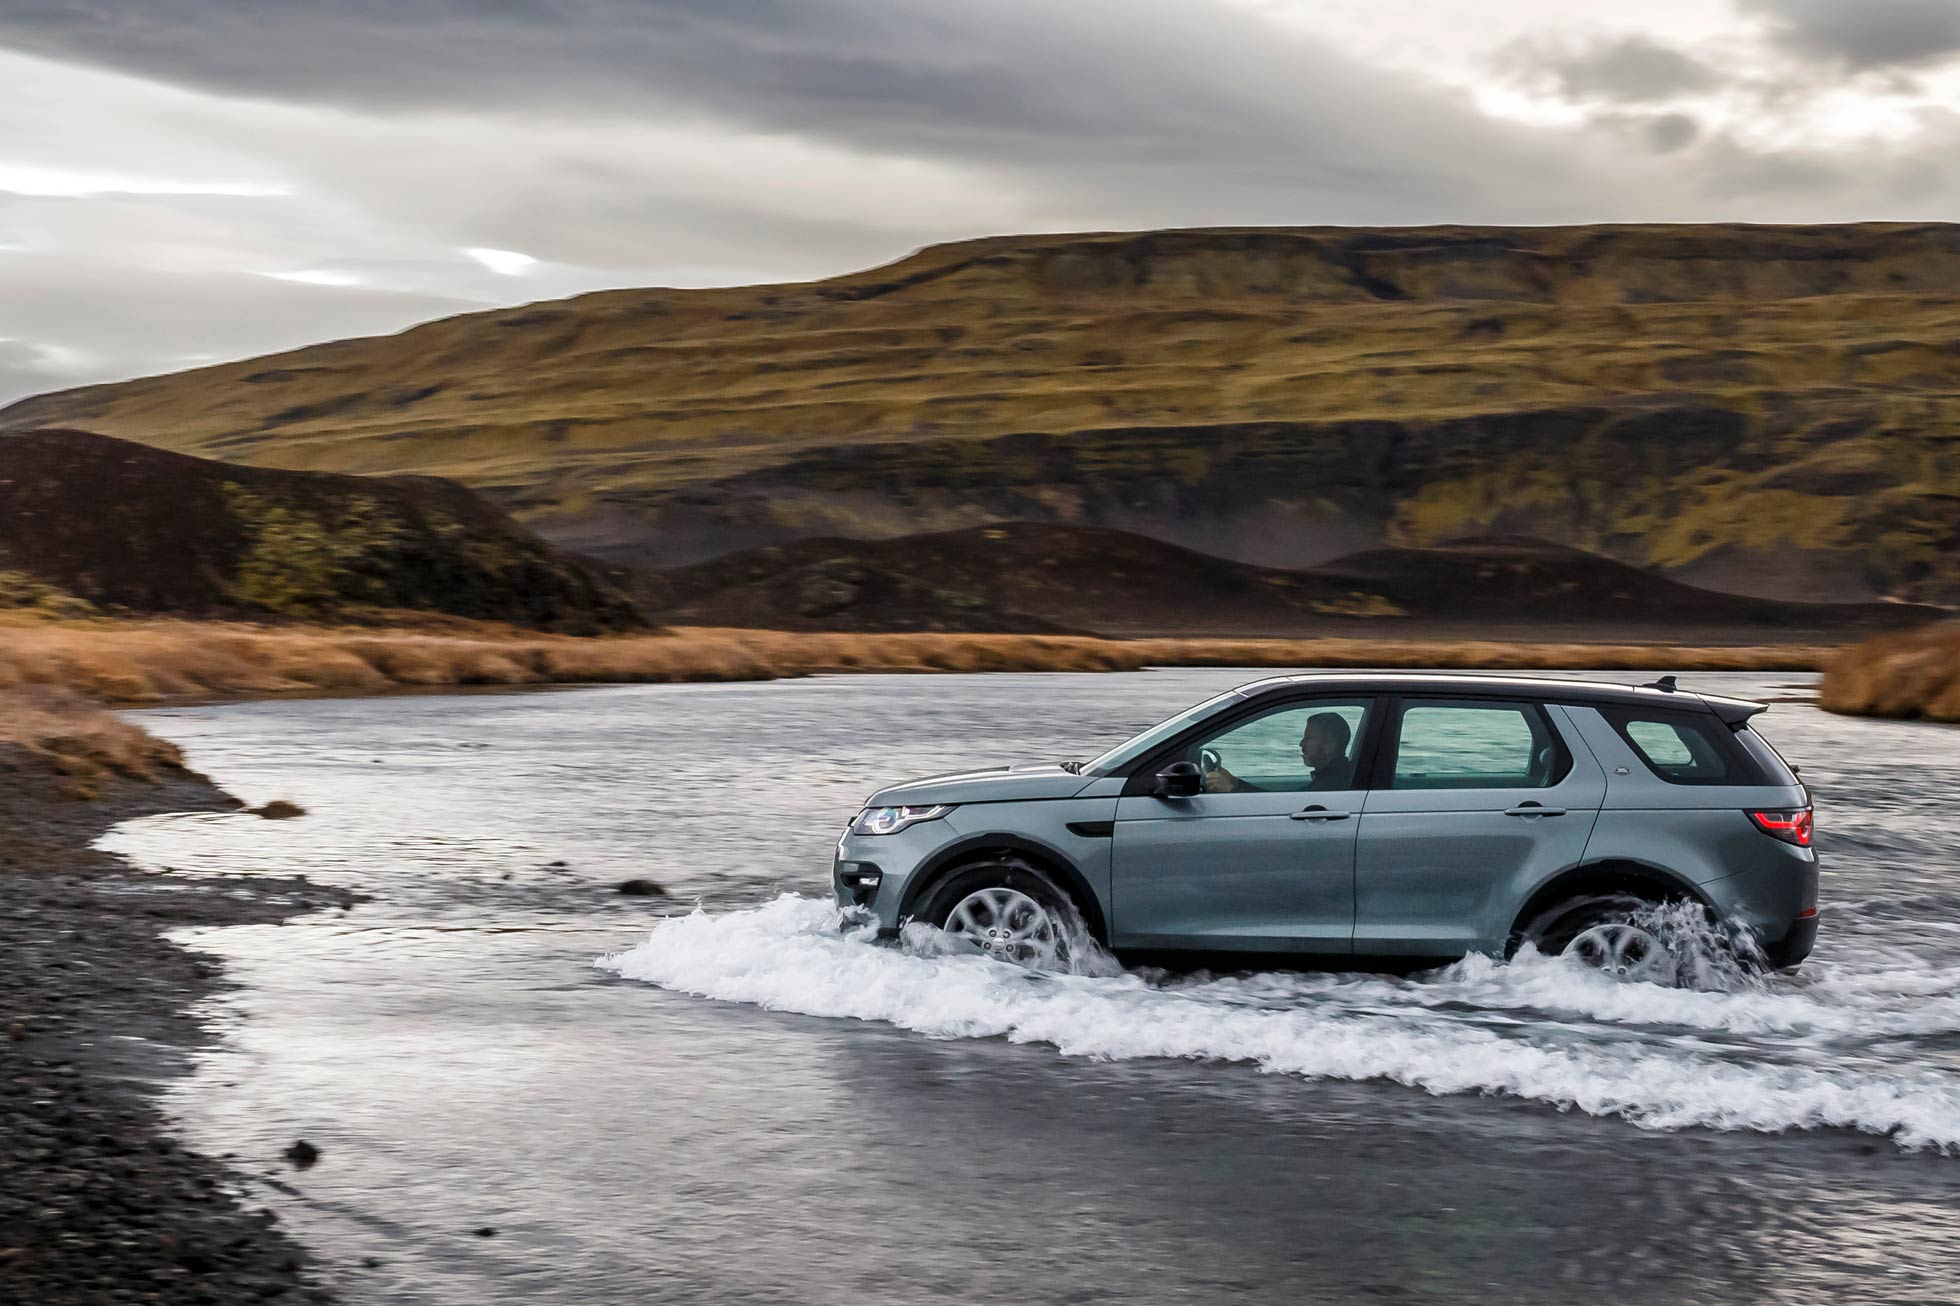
<box><xmin>1231</xmin><ymin>672</ymin><xmax>1765</xmax><ymax>722</ymax></box>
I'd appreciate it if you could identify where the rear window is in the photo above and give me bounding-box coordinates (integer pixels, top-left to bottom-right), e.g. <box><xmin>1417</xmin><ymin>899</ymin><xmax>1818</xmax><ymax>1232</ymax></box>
<box><xmin>1598</xmin><ymin>706</ymin><xmax>1763</xmax><ymax>786</ymax></box>
<box><xmin>1389</xmin><ymin>699</ymin><xmax>1569</xmax><ymax>790</ymax></box>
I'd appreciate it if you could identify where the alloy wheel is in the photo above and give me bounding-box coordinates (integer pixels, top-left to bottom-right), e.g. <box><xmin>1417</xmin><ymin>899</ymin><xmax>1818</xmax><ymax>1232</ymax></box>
<box><xmin>944</xmin><ymin>886</ymin><xmax>1065</xmax><ymax>968</ymax></box>
<box><xmin>1565</xmin><ymin>920</ymin><xmax>1671</xmax><ymax>982</ymax></box>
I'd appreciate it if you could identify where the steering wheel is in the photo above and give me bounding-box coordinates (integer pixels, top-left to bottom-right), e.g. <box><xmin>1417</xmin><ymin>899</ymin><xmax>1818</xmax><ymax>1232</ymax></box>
<box><xmin>1199</xmin><ymin>746</ymin><xmax>1223</xmax><ymax>776</ymax></box>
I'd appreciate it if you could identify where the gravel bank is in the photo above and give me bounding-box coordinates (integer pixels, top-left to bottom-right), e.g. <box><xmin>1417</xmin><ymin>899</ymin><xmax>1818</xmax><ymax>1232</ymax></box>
<box><xmin>0</xmin><ymin>747</ymin><xmax>351</xmax><ymax>1304</ymax></box>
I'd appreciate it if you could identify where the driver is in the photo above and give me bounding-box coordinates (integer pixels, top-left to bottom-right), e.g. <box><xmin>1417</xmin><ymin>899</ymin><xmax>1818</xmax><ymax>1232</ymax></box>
<box><xmin>1202</xmin><ymin>712</ymin><xmax>1355</xmax><ymax>793</ymax></box>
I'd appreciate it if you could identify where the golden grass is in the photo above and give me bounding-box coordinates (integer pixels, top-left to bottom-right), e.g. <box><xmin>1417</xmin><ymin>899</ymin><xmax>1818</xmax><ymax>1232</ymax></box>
<box><xmin>0</xmin><ymin>685</ymin><xmax>190</xmax><ymax>797</ymax></box>
<box><xmin>0</xmin><ymin>617</ymin><xmax>1837</xmax><ymax>709</ymax></box>
<box><xmin>1817</xmin><ymin>624</ymin><xmax>1960</xmax><ymax>722</ymax></box>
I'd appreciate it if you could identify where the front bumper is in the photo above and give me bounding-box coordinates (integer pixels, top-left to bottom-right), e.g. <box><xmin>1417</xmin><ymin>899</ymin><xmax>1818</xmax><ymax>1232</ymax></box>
<box><xmin>831</xmin><ymin>818</ymin><xmax>958</xmax><ymax>931</ymax></box>
<box><xmin>834</xmin><ymin>859</ymin><xmax>885</xmax><ymax>908</ymax></box>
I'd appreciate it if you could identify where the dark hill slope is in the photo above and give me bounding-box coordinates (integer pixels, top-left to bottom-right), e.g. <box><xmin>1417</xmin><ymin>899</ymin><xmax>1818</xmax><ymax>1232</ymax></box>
<box><xmin>633</xmin><ymin>524</ymin><xmax>1938</xmax><ymax>640</ymax></box>
<box><xmin>7</xmin><ymin>223</ymin><xmax>1960</xmax><ymax>601</ymax></box>
<box><xmin>0</xmin><ymin>429</ymin><xmax>646</xmax><ymax>631</ymax></box>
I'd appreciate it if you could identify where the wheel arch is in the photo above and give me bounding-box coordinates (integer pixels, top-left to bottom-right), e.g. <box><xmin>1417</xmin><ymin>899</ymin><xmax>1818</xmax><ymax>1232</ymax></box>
<box><xmin>1507</xmin><ymin>858</ymin><xmax>1713</xmax><ymax>954</ymax></box>
<box><xmin>898</xmin><ymin>832</ymin><xmax>1109</xmax><ymax>944</ymax></box>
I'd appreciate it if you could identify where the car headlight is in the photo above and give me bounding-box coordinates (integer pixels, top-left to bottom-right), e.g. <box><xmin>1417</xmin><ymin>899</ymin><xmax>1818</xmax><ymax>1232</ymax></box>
<box><xmin>850</xmin><ymin>804</ymin><xmax>955</xmax><ymax>836</ymax></box>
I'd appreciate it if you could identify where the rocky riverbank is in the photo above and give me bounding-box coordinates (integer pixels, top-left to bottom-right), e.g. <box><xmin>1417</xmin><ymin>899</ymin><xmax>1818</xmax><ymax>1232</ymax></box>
<box><xmin>0</xmin><ymin>706</ymin><xmax>351</xmax><ymax>1303</ymax></box>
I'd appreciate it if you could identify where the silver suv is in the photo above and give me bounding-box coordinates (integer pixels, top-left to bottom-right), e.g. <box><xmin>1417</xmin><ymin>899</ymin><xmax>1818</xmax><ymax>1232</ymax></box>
<box><xmin>834</xmin><ymin>674</ymin><xmax>1818</xmax><ymax>978</ymax></box>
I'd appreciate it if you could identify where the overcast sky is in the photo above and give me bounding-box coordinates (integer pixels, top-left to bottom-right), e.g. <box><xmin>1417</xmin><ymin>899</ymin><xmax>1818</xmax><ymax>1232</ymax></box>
<box><xmin>2</xmin><ymin>0</ymin><xmax>1957</xmax><ymax>403</ymax></box>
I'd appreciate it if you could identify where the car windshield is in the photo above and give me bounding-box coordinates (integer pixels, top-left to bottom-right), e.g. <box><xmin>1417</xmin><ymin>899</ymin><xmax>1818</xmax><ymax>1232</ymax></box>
<box><xmin>1083</xmin><ymin>690</ymin><xmax>1242</xmax><ymax>776</ymax></box>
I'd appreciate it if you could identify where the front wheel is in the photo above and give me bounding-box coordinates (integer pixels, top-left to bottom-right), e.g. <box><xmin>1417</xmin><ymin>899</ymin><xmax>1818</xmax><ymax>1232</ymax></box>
<box><xmin>918</xmin><ymin>859</ymin><xmax>1083</xmax><ymax>969</ymax></box>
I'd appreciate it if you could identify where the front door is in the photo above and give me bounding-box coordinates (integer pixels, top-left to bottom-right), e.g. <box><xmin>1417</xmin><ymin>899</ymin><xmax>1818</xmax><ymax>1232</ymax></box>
<box><xmin>1355</xmin><ymin>699</ymin><xmax>1604</xmax><ymax>958</ymax></box>
<box><xmin>1111</xmin><ymin>697</ymin><xmax>1375</xmax><ymax>953</ymax></box>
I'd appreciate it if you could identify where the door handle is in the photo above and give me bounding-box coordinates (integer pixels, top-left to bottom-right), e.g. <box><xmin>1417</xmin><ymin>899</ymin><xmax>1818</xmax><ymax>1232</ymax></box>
<box><xmin>1505</xmin><ymin>804</ymin><xmax>1566</xmax><ymax>818</ymax></box>
<box><xmin>1290</xmin><ymin>805</ymin><xmax>1350</xmax><ymax>821</ymax></box>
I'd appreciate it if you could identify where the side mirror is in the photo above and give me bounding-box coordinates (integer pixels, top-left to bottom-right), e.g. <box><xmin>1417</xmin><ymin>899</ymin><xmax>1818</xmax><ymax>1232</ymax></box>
<box><xmin>1154</xmin><ymin>761</ymin><xmax>1202</xmax><ymax>798</ymax></box>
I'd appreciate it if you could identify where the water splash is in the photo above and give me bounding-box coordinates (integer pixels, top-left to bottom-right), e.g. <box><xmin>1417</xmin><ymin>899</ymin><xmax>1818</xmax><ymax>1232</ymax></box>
<box><xmin>598</xmin><ymin>895</ymin><xmax>1960</xmax><ymax>1151</ymax></box>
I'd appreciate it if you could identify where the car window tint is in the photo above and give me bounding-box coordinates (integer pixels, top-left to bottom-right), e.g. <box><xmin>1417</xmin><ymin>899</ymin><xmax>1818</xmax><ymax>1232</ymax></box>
<box><xmin>1190</xmin><ymin>700</ymin><xmax>1370</xmax><ymax>793</ymax></box>
<box><xmin>1626</xmin><ymin>720</ymin><xmax>1695</xmax><ymax>767</ymax></box>
<box><xmin>1600</xmin><ymin>707</ymin><xmax>1747</xmax><ymax>785</ymax></box>
<box><xmin>1391</xmin><ymin>701</ymin><xmax>1562</xmax><ymax>790</ymax></box>
<box><xmin>1733</xmin><ymin>726</ymin><xmax>1798</xmax><ymax>786</ymax></box>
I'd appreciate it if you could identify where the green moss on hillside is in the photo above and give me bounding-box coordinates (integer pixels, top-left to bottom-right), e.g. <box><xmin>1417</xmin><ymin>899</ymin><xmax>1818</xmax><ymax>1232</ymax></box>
<box><xmin>0</xmin><ymin>562</ymin><xmax>95</xmax><ymax>617</ymax></box>
<box><xmin>224</xmin><ymin>486</ymin><xmax>406</xmax><ymax>616</ymax></box>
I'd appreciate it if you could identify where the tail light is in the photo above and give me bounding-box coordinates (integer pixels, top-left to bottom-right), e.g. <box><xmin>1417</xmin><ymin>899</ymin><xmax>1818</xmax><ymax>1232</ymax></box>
<box><xmin>1749</xmin><ymin>807</ymin><xmax>1813</xmax><ymax>847</ymax></box>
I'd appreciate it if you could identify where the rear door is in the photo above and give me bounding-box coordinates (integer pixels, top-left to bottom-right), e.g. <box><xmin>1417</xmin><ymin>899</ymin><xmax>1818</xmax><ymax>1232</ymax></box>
<box><xmin>1110</xmin><ymin>696</ymin><xmax>1376</xmax><ymax>954</ymax></box>
<box><xmin>1354</xmin><ymin>697</ymin><xmax>1604</xmax><ymax>958</ymax></box>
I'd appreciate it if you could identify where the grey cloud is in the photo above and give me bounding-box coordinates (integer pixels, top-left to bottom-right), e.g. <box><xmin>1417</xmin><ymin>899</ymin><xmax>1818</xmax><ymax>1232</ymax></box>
<box><xmin>2</xmin><ymin>2</ymin><xmax>1959</xmax><ymax>406</ymax></box>
<box><xmin>1645</xmin><ymin>113</ymin><xmax>1701</xmax><ymax>153</ymax></box>
<box><xmin>0</xmin><ymin>0</ymin><xmax>1562</xmax><ymax>207</ymax></box>
<box><xmin>1510</xmin><ymin>35</ymin><xmax>1720</xmax><ymax>104</ymax></box>
<box><xmin>1696</xmin><ymin>142</ymin><xmax>1848</xmax><ymax>199</ymax></box>
<box><xmin>0</xmin><ymin>244</ymin><xmax>478</xmax><ymax>397</ymax></box>
<box><xmin>1743</xmin><ymin>0</ymin><xmax>1960</xmax><ymax>71</ymax></box>
<box><xmin>0</xmin><ymin>338</ymin><xmax>81</xmax><ymax>409</ymax></box>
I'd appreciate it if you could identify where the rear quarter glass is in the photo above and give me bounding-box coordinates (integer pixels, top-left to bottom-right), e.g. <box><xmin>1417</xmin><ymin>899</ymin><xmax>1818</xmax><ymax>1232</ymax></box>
<box><xmin>1732</xmin><ymin>726</ymin><xmax>1800</xmax><ymax>787</ymax></box>
<box><xmin>1596</xmin><ymin>705</ymin><xmax>1769</xmax><ymax>786</ymax></box>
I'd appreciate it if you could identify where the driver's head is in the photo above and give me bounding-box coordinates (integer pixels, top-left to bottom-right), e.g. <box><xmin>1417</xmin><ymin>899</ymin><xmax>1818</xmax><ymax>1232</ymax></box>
<box><xmin>1299</xmin><ymin>712</ymin><xmax>1351</xmax><ymax>768</ymax></box>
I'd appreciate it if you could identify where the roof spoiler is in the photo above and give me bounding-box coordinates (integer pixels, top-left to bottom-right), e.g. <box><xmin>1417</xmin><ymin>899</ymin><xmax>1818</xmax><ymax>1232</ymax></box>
<box><xmin>1704</xmin><ymin>697</ymin><xmax>1767</xmax><ymax>726</ymax></box>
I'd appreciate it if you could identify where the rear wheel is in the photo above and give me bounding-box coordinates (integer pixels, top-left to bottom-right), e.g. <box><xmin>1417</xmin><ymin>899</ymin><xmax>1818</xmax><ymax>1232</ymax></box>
<box><xmin>1522</xmin><ymin>892</ymin><xmax>1675</xmax><ymax>983</ymax></box>
<box><xmin>918</xmin><ymin>859</ymin><xmax>1084</xmax><ymax>969</ymax></box>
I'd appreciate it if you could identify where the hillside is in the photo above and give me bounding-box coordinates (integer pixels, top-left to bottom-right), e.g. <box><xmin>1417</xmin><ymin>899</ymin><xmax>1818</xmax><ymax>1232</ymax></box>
<box><xmin>5</xmin><ymin>224</ymin><xmax>1960</xmax><ymax>603</ymax></box>
<box><xmin>632</xmin><ymin>524</ymin><xmax>1938</xmax><ymax>641</ymax></box>
<box><xmin>0</xmin><ymin>429</ymin><xmax>646</xmax><ymax>632</ymax></box>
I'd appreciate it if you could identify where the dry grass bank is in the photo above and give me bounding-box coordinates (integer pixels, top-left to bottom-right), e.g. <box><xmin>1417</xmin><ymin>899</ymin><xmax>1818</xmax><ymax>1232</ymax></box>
<box><xmin>1818</xmin><ymin>624</ymin><xmax>1960</xmax><ymax>723</ymax></box>
<box><xmin>0</xmin><ymin>617</ymin><xmax>1837</xmax><ymax>709</ymax></box>
<box><xmin>0</xmin><ymin>686</ymin><xmax>192</xmax><ymax>797</ymax></box>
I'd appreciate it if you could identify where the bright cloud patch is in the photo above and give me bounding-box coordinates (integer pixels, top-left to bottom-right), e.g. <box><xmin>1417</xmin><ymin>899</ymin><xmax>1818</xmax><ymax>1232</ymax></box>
<box><xmin>262</xmin><ymin>268</ymin><xmax>362</xmax><ymax>287</ymax></box>
<box><xmin>464</xmin><ymin>246</ymin><xmax>537</xmax><ymax>275</ymax></box>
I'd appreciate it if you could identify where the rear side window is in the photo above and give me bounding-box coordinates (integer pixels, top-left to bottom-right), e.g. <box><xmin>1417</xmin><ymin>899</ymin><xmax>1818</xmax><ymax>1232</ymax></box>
<box><xmin>1389</xmin><ymin>700</ymin><xmax>1569</xmax><ymax>790</ymax></box>
<box><xmin>1733</xmin><ymin>726</ymin><xmax>1799</xmax><ymax>786</ymax></box>
<box><xmin>1599</xmin><ymin>707</ymin><xmax>1761</xmax><ymax>786</ymax></box>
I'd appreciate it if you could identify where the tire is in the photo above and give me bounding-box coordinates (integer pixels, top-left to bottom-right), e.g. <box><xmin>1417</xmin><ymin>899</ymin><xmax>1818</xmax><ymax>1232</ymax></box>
<box><xmin>916</xmin><ymin>857</ymin><xmax>1087</xmax><ymax>969</ymax></box>
<box><xmin>1518</xmin><ymin>891</ymin><xmax>1678</xmax><ymax>983</ymax></box>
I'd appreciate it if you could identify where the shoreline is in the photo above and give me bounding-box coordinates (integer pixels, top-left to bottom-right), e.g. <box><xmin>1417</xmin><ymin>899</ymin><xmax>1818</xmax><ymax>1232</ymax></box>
<box><xmin>1</xmin><ymin>618</ymin><xmax>1845</xmax><ymax>709</ymax></box>
<box><xmin>0</xmin><ymin>737</ymin><xmax>350</xmax><ymax>1303</ymax></box>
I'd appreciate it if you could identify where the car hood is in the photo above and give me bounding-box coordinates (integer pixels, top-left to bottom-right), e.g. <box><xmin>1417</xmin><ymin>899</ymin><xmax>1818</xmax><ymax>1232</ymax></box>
<box><xmin>866</xmin><ymin>763</ymin><xmax>1093</xmax><ymax>808</ymax></box>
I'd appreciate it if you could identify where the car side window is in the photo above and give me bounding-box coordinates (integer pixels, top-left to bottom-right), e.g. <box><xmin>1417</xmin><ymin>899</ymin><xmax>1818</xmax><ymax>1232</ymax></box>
<box><xmin>1598</xmin><ymin>707</ymin><xmax>1750</xmax><ymax>785</ymax></box>
<box><xmin>1182</xmin><ymin>699</ymin><xmax>1373</xmax><ymax>793</ymax></box>
<box><xmin>1389</xmin><ymin>700</ymin><xmax>1567</xmax><ymax>790</ymax></box>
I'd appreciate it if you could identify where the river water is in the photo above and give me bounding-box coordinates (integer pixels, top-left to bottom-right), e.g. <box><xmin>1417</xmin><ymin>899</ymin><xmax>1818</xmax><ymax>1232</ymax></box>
<box><xmin>105</xmin><ymin>670</ymin><xmax>1960</xmax><ymax>1304</ymax></box>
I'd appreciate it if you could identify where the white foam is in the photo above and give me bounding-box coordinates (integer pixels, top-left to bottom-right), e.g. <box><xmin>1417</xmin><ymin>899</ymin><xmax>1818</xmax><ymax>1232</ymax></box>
<box><xmin>598</xmin><ymin>896</ymin><xmax>1960</xmax><ymax>1152</ymax></box>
